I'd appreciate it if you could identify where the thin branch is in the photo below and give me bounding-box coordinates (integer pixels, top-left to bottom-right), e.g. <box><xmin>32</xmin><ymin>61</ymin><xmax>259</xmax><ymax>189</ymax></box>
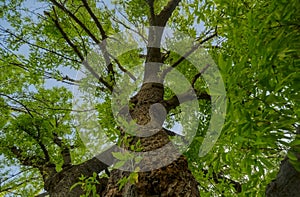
<box><xmin>79</xmin><ymin>0</ymin><xmax>116</xmax><ymax>84</ymax></box>
<box><xmin>68</xmin><ymin>18</ymin><xmax>88</xmax><ymax>56</ymax></box>
<box><xmin>203</xmin><ymin>45</ymin><xmax>221</xmax><ymax>49</ymax></box>
<box><xmin>82</xmin><ymin>60</ymin><xmax>113</xmax><ymax>92</ymax></box>
<box><xmin>35</xmin><ymin>192</ymin><xmax>49</xmax><ymax>197</ymax></box>
<box><xmin>81</xmin><ymin>0</ymin><xmax>107</xmax><ymax>40</ymax></box>
<box><xmin>60</xmin><ymin>75</ymin><xmax>80</xmax><ymax>84</ymax></box>
<box><xmin>48</xmin><ymin>7</ymin><xmax>84</xmax><ymax>60</ymax></box>
<box><xmin>14</xmin><ymin>123</ymin><xmax>50</xmax><ymax>164</ymax></box>
<box><xmin>114</xmin><ymin>7</ymin><xmax>148</xmax><ymax>44</ymax></box>
<box><xmin>0</xmin><ymin>93</ymin><xmax>34</xmax><ymax>118</ymax></box>
<box><xmin>161</xmin><ymin>32</ymin><xmax>217</xmax><ymax>79</ymax></box>
<box><xmin>0</xmin><ymin>167</ymin><xmax>34</xmax><ymax>184</ymax></box>
<box><xmin>191</xmin><ymin>64</ymin><xmax>211</xmax><ymax>88</ymax></box>
<box><xmin>0</xmin><ymin>26</ymin><xmax>80</xmax><ymax>63</ymax></box>
<box><xmin>110</xmin><ymin>15</ymin><xmax>147</xmax><ymax>44</ymax></box>
<box><xmin>34</xmin><ymin>105</ymin><xmax>96</xmax><ymax>113</ymax></box>
<box><xmin>47</xmin><ymin>8</ymin><xmax>112</xmax><ymax>92</ymax></box>
<box><xmin>49</xmin><ymin>0</ymin><xmax>101</xmax><ymax>44</ymax></box>
<box><xmin>0</xmin><ymin>180</ymin><xmax>28</xmax><ymax>193</ymax></box>
<box><xmin>7</xmin><ymin>61</ymin><xmax>80</xmax><ymax>86</ymax></box>
<box><xmin>0</xmin><ymin>176</ymin><xmax>41</xmax><ymax>194</ymax></box>
<box><xmin>108</xmin><ymin>53</ymin><xmax>136</xmax><ymax>81</ymax></box>
<box><xmin>7</xmin><ymin>106</ymin><xmax>27</xmax><ymax>113</ymax></box>
<box><xmin>81</xmin><ymin>0</ymin><xmax>113</xmax><ymax>62</ymax></box>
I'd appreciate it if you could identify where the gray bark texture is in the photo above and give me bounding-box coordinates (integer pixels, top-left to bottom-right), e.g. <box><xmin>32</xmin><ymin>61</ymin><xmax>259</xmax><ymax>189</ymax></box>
<box><xmin>266</xmin><ymin>157</ymin><xmax>300</xmax><ymax>197</ymax></box>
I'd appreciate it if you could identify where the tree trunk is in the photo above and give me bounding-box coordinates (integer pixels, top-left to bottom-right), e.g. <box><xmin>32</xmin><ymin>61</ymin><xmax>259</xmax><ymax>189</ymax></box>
<box><xmin>103</xmin><ymin>82</ymin><xmax>200</xmax><ymax>197</ymax></box>
<box><xmin>101</xmin><ymin>22</ymin><xmax>200</xmax><ymax>195</ymax></box>
<box><xmin>266</xmin><ymin>157</ymin><xmax>300</xmax><ymax>197</ymax></box>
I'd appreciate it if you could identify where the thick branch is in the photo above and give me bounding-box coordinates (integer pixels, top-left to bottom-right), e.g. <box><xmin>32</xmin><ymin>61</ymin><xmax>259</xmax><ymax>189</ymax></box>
<box><xmin>81</xmin><ymin>0</ymin><xmax>107</xmax><ymax>40</ymax></box>
<box><xmin>266</xmin><ymin>157</ymin><xmax>300</xmax><ymax>196</ymax></box>
<box><xmin>44</xmin><ymin>145</ymin><xmax>118</xmax><ymax>195</ymax></box>
<box><xmin>157</xmin><ymin>0</ymin><xmax>181</xmax><ymax>26</ymax></box>
<box><xmin>10</xmin><ymin>146</ymin><xmax>44</xmax><ymax>167</ymax></box>
<box><xmin>52</xmin><ymin>132</ymin><xmax>63</xmax><ymax>147</ymax></box>
<box><xmin>163</xmin><ymin>90</ymin><xmax>211</xmax><ymax>112</ymax></box>
<box><xmin>266</xmin><ymin>126</ymin><xmax>300</xmax><ymax>196</ymax></box>
<box><xmin>146</xmin><ymin>0</ymin><xmax>156</xmax><ymax>25</ymax></box>
<box><xmin>17</xmin><ymin>124</ymin><xmax>51</xmax><ymax>163</ymax></box>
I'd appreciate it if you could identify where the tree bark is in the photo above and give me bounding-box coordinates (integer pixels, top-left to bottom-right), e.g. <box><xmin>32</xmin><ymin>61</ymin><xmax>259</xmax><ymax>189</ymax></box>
<box><xmin>103</xmin><ymin>82</ymin><xmax>200</xmax><ymax>197</ymax></box>
<box><xmin>266</xmin><ymin>127</ymin><xmax>300</xmax><ymax>197</ymax></box>
<box><xmin>43</xmin><ymin>146</ymin><xmax>117</xmax><ymax>196</ymax></box>
<box><xmin>266</xmin><ymin>157</ymin><xmax>300</xmax><ymax>197</ymax></box>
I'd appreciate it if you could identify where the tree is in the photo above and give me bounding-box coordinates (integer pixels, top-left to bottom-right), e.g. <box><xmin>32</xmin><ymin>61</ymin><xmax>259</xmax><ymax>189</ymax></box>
<box><xmin>0</xmin><ymin>0</ymin><xmax>299</xmax><ymax>196</ymax></box>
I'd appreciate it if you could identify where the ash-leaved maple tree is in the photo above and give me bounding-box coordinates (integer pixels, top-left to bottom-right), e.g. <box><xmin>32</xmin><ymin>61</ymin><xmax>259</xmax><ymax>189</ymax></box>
<box><xmin>0</xmin><ymin>0</ymin><xmax>299</xmax><ymax>196</ymax></box>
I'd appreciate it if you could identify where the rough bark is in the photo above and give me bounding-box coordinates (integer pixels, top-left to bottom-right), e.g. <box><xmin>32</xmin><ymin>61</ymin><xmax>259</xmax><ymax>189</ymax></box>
<box><xmin>43</xmin><ymin>146</ymin><xmax>117</xmax><ymax>196</ymax></box>
<box><xmin>266</xmin><ymin>127</ymin><xmax>300</xmax><ymax>197</ymax></box>
<box><xmin>266</xmin><ymin>157</ymin><xmax>300</xmax><ymax>197</ymax></box>
<box><xmin>103</xmin><ymin>82</ymin><xmax>200</xmax><ymax>197</ymax></box>
<box><xmin>41</xmin><ymin>129</ymin><xmax>189</xmax><ymax>196</ymax></box>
